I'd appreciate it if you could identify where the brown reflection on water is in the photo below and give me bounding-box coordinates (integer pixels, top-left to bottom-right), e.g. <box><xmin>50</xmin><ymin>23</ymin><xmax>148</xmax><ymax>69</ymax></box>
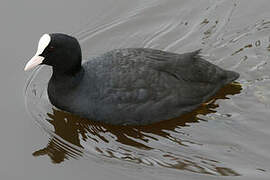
<box><xmin>33</xmin><ymin>83</ymin><xmax>242</xmax><ymax>175</ymax></box>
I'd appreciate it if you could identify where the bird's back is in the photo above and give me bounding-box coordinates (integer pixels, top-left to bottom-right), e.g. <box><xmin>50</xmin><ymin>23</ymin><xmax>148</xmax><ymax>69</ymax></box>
<box><xmin>77</xmin><ymin>48</ymin><xmax>239</xmax><ymax>125</ymax></box>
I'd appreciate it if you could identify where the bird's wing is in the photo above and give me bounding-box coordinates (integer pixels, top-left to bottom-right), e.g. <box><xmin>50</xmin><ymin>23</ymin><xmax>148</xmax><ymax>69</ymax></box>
<box><xmin>140</xmin><ymin>49</ymin><xmax>229</xmax><ymax>103</ymax></box>
<box><xmin>143</xmin><ymin>49</ymin><xmax>227</xmax><ymax>84</ymax></box>
<box><xmin>88</xmin><ymin>48</ymin><xmax>227</xmax><ymax>106</ymax></box>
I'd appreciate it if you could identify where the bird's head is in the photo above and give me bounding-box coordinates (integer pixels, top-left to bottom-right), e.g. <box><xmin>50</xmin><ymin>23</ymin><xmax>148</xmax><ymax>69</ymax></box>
<box><xmin>25</xmin><ymin>33</ymin><xmax>82</xmax><ymax>74</ymax></box>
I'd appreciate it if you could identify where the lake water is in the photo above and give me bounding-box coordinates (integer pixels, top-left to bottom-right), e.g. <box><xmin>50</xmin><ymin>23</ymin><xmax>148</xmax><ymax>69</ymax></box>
<box><xmin>1</xmin><ymin>0</ymin><xmax>270</xmax><ymax>179</ymax></box>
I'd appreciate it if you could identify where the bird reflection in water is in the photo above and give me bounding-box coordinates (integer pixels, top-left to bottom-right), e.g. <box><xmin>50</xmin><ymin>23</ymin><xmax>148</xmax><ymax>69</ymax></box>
<box><xmin>33</xmin><ymin>83</ymin><xmax>242</xmax><ymax>176</ymax></box>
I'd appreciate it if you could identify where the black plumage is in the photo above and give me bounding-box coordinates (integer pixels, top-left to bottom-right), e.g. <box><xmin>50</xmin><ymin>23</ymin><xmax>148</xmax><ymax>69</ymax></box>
<box><xmin>32</xmin><ymin>33</ymin><xmax>240</xmax><ymax>125</ymax></box>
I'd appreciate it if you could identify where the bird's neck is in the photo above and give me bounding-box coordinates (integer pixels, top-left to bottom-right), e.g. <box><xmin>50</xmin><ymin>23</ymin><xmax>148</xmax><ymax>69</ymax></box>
<box><xmin>50</xmin><ymin>67</ymin><xmax>84</xmax><ymax>88</ymax></box>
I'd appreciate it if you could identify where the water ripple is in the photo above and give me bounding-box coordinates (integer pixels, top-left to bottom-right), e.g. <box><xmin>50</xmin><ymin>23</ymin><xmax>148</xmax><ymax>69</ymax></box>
<box><xmin>24</xmin><ymin>0</ymin><xmax>270</xmax><ymax>177</ymax></box>
<box><xmin>25</xmin><ymin>68</ymin><xmax>242</xmax><ymax>176</ymax></box>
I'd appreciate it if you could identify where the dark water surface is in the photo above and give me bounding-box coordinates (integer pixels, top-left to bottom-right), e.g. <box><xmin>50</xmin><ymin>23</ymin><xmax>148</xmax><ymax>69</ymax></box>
<box><xmin>1</xmin><ymin>0</ymin><xmax>270</xmax><ymax>179</ymax></box>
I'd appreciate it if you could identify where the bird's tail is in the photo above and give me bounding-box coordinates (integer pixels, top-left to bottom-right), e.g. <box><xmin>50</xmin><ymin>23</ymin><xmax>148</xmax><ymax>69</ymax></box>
<box><xmin>224</xmin><ymin>70</ymin><xmax>240</xmax><ymax>84</ymax></box>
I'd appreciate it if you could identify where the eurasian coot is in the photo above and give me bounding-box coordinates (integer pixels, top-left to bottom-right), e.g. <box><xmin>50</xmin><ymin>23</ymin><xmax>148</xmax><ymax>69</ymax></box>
<box><xmin>25</xmin><ymin>33</ymin><xmax>239</xmax><ymax>125</ymax></box>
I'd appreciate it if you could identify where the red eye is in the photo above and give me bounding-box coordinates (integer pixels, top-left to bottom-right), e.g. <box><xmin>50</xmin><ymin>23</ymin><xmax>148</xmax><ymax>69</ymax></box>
<box><xmin>48</xmin><ymin>46</ymin><xmax>54</xmax><ymax>51</ymax></box>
